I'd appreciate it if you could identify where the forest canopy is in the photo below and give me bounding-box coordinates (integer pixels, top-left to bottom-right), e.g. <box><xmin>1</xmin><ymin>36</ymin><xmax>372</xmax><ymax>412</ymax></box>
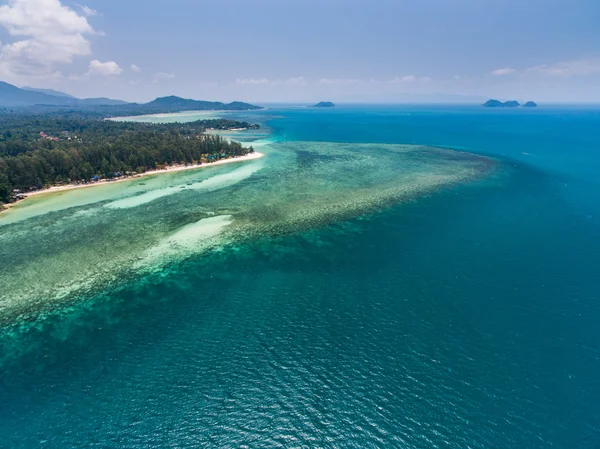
<box><xmin>0</xmin><ymin>114</ymin><xmax>258</xmax><ymax>204</ymax></box>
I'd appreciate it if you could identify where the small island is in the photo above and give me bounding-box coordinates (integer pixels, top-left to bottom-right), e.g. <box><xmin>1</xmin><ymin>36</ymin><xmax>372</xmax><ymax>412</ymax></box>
<box><xmin>483</xmin><ymin>99</ymin><xmax>520</xmax><ymax>108</ymax></box>
<box><xmin>483</xmin><ymin>99</ymin><xmax>537</xmax><ymax>108</ymax></box>
<box><xmin>313</xmin><ymin>102</ymin><xmax>335</xmax><ymax>108</ymax></box>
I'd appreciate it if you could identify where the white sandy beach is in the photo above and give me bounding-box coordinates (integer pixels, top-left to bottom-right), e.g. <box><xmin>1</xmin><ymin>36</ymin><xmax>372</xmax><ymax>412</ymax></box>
<box><xmin>15</xmin><ymin>152</ymin><xmax>264</xmax><ymax>201</ymax></box>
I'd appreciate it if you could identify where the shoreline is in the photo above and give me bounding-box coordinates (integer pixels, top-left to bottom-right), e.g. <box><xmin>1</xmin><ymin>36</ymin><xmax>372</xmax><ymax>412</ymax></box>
<box><xmin>107</xmin><ymin>109</ymin><xmax>234</xmax><ymax>122</ymax></box>
<box><xmin>6</xmin><ymin>152</ymin><xmax>264</xmax><ymax>206</ymax></box>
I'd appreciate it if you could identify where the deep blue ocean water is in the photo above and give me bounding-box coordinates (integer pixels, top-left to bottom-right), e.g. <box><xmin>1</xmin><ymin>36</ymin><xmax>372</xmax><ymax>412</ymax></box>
<box><xmin>1</xmin><ymin>105</ymin><xmax>600</xmax><ymax>448</ymax></box>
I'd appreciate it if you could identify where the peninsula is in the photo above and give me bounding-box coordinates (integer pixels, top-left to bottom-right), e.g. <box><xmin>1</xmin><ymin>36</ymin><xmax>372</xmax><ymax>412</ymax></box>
<box><xmin>0</xmin><ymin>115</ymin><xmax>260</xmax><ymax>208</ymax></box>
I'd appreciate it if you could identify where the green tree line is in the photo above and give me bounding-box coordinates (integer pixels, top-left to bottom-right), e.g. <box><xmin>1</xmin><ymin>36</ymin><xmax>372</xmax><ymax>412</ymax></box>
<box><xmin>0</xmin><ymin>115</ymin><xmax>257</xmax><ymax>204</ymax></box>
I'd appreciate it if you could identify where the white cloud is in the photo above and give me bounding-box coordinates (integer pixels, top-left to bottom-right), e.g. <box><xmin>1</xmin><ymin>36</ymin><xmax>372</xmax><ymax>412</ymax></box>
<box><xmin>390</xmin><ymin>75</ymin><xmax>431</xmax><ymax>83</ymax></box>
<box><xmin>283</xmin><ymin>76</ymin><xmax>307</xmax><ymax>86</ymax></box>
<box><xmin>130</xmin><ymin>63</ymin><xmax>141</xmax><ymax>72</ymax></box>
<box><xmin>318</xmin><ymin>78</ymin><xmax>360</xmax><ymax>85</ymax></box>
<box><xmin>153</xmin><ymin>71</ymin><xmax>175</xmax><ymax>83</ymax></box>
<box><xmin>236</xmin><ymin>76</ymin><xmax>307</xmax><ymax>86</ymax></box>
<box><xmin>88</xmin><ymin>59</ymin><xmax>121</xmax><ymax>76</ymax></box>
<box><xmin>75</xmin><ymin>3</ymin><xmax>96</xmax><ymax>17</ymax></box>
<box><xmin>0</xmin><ymin>0</ymin><xmax>95</xmax><ymax>80</ymax></box>
<box><xmin>526</xmin><ymin>57</ymin><xmax>600</xmax><ymax>77</ymax></box>
<box><xmin>236</xmin><ymin>77</ymin><xmax>269</xmax><ymax>85</ymax></box>
<box><xmin>526</xmin><ymin>65</ymin><xmax>547</xmax><ymax>73</ymax></box>
<box><xmin>487</xmin><ymin>57</ymin><xmax>600</xmax><ymax>80</ymax></box>
<box><xmin>491</xmin><ymin>68</ymin><xmax>516</xmax><ymax>76</ymax></box>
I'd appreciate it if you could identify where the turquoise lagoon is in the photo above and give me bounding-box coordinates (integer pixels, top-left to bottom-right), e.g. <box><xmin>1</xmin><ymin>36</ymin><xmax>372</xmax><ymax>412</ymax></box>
<box><xmin>1</xmin><ymin>105</ymin><xmax>599</xmax><ymax>448</ymax></box>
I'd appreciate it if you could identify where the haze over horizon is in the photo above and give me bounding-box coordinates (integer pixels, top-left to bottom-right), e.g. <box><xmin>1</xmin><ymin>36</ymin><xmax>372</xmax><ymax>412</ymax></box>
<box><xmin>0</xmin><ymin>0</ymin><xmax>599</xmax><ymax>103</ymax></box>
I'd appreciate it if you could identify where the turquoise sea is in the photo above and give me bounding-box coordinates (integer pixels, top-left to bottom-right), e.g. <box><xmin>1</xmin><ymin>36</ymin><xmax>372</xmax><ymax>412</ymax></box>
<box><xmin>1</xmin><ymin>105</ymin><xmax>599</xmax><ymax>448</ymax></box>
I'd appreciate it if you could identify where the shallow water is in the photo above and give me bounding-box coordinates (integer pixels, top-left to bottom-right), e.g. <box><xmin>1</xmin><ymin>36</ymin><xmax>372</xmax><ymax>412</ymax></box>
<box><xmin>0</xmin><ymin>139</ymin><xmax>489</xmax><ymax>326</ymax></box>
<box><xmin>1</xmin><ymin>105</ymin><xmax>599</xmax><ymax>448</ymax></box>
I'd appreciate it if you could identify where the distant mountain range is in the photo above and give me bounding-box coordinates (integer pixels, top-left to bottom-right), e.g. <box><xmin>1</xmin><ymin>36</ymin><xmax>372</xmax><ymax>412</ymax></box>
<box><xmin>0</xmin><ymin>82</ymin><xmax>129</xmax><ymax>107</ymax></box>
<box><xmin>0</xmin><ymin>81</ymin><xmax>262</xmax><ymax>115</ymax></box>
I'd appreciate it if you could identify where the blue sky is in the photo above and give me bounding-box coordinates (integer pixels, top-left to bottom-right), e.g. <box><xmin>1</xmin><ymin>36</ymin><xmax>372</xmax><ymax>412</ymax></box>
<box><xmin>0</xmin><ymin>0</ymin><xmax>599</xmax><ymax>102</ymax></box>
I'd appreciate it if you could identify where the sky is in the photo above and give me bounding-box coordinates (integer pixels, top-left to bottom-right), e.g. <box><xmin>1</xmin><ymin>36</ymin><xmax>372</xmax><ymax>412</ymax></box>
<box><xmin>0</xmin><ymin>0</ymin><xmax>599</xmax><ymax>103</ymax></box>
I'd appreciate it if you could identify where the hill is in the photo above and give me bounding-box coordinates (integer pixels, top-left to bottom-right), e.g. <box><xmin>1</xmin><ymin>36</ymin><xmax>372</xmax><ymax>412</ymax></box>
<box><xmin>144</xmin><ymin>96</ymin><xmax>261</xmax><ymax>112</ymax></box>
<box><xmin>22</xmin><ymin>87</ymin><xmax>76</xmax><ymax>99</ymax></box>
<box><xmin>0</xmin><ymin>81</ymin><xmax>74</xmax><ymax>106</ymax></box>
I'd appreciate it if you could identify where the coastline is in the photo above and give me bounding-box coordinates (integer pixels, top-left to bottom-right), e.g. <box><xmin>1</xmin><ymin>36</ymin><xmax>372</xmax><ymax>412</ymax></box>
<box><xmin>6</xmin><ymin>152</ymin><xmax>264</xmax><ymax>206</ymax></box>
<box><xmin>107</xmin><ymin>110</ymin><xmax>226</xmax><ymax>123</ymax></box>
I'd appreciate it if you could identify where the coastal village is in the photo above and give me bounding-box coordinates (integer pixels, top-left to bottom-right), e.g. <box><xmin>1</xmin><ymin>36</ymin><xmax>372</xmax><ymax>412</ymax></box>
<box><xmin>39</xmin><ymin>131</ymin><xmax>79</xmax><ymax>142</ymax></box>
